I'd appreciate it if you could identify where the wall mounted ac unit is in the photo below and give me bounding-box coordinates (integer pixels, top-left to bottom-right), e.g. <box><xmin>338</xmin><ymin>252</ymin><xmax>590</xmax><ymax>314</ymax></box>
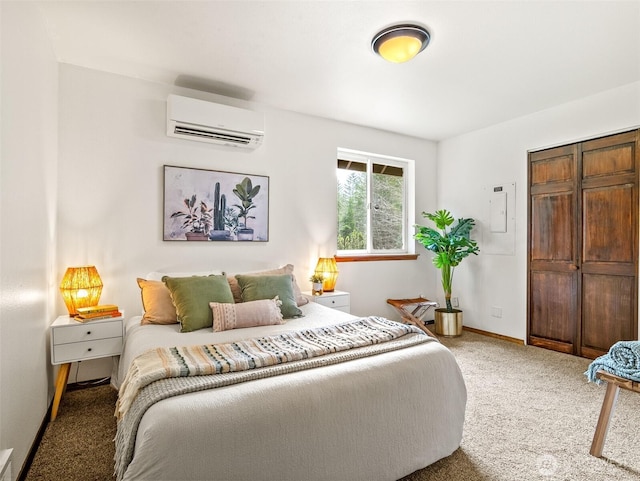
<box><xmin>167</xmin><ymin>94</ymin><xmax>264</xmax><ymax>149</ymax></box>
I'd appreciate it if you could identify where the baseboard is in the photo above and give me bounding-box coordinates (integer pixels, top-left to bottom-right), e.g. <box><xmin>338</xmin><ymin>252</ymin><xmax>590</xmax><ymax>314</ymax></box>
<box><xmin>462</xmin><ymin>326</ymin><xmax>524</xmax><ymax>345</ymax></box>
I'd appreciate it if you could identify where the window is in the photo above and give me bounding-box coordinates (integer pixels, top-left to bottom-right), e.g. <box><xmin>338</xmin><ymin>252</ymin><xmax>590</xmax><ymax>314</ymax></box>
<box><xmin>337</xmin><ymin>148</ymin><xmax>415</xmax><ymax>256</ymax></box>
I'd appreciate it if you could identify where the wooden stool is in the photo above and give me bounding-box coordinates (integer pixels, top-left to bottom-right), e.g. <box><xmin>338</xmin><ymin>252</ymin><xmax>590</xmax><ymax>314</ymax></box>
<box><xmin>386</xmin><ymin>297</ymin><xmax>438</xmax><ymax>339</ymax></box>
<box><xmin>590</xmin><ymin>370</ymin><xmax>640</xmax><ymax>457</ymax></box>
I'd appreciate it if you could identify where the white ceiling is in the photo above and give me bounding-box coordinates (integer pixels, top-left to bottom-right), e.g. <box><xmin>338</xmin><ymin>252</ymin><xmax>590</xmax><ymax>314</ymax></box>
<box><xmin>36</xmin><ymin>0</ymin><xmax>640</xmax><ymax>140</ymax></box>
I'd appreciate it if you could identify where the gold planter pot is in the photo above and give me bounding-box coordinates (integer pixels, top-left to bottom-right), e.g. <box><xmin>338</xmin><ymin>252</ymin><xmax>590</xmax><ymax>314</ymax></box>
<box><xmin>434</xmin><ymin>308</ymin><xmax>463</xmax><ymax>337</ymax></box>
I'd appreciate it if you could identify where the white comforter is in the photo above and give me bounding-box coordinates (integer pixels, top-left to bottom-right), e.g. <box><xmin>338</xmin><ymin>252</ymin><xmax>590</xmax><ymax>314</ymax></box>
<box><xmin>114</xmin><ymin>302</ymin><xmax>467</xmax><ymax>481</ymax></box>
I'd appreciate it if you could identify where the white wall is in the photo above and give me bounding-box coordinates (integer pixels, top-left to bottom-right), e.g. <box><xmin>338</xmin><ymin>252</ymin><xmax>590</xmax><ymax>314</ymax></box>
<box><xmin>437</xmin><ymin>81</ymin><xmax>640</xmax><ymax>341</ymax></box>
<box><xmin>56</xmin><ymin>64</ymin><xmax>439</xmax><ymax>379</ymax></box>
<box><xmin>0</xmin><ymin>2</ymin><xmax>59</xmax><ymax>478</ymax></box>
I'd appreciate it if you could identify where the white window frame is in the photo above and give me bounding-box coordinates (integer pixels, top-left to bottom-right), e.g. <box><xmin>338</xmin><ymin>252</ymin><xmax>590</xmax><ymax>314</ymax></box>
<box><xmin>337</xmin><ymin>147</ymin><xmax>415</xmax><ymax>256</ymax></box>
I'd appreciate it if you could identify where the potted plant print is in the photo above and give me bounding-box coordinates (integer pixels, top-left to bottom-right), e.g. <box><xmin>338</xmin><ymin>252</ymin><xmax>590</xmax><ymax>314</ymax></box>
<box><xmin>170</xmin><ymin>194</ymin><xmax>213</xmax><ymax>241</ymax></box>
<box><xmin>209</xmin><ymin>182</ymin><xmax>231</xmax><ymax>241</ymax></box>
<box><xmin>233</xmin><ymin>177</ymin><xmax>261</xmax><ymax>241</ymax></box>
<box><xmin>223</xmin><ymin>207</ymin><xmax>240</xmax><ymax>239</ymax></box>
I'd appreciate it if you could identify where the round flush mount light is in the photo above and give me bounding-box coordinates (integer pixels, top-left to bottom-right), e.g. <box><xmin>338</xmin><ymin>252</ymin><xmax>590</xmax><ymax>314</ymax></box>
<box><xmin>372</xmin><ymin>24</ymin><xmax>430</xmax><ymax>63</ymax></box>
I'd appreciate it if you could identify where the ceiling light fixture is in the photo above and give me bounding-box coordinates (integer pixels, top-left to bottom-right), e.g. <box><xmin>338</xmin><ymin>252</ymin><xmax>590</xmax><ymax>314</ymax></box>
<box><xmin>372</xmin><ymin>24</ymin><xmax>430</xmax><ymax>63</ymax></box>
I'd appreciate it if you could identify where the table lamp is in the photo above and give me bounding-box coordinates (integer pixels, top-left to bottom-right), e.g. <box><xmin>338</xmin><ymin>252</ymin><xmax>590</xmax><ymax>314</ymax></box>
<box><xmin>314</xmin><ymin>257</ymin><xmax>339</xmax><ymax>292</ymax></box>
<box><xmin>59</xmin><ymin>265</ymin><xmax>103</xmax><ymax>316</ymax></box>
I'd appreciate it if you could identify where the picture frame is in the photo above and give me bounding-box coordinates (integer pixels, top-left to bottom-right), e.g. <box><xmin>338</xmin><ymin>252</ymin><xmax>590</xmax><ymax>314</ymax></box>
<box><xmin>163</xmin><ymin>165</ymin><xmax>269</xmax><ymax>242</ymax></box>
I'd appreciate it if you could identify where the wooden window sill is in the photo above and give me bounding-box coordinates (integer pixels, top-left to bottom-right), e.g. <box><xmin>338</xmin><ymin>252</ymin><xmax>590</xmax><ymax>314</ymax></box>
<box><xmin>335</xmin><ymin>254</ymin><xmax>418</xmax><ymax>262</ymax></box>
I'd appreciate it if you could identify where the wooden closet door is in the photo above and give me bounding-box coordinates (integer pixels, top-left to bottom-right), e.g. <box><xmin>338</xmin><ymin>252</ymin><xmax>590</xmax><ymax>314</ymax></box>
<box><xmin>528</xmin><ymin>144</ymin><xmax>579</xmax><ymax>354</ymax></box>
<box><xmin>528</xmin><ymin>130</ymin><xmax>639</xmax><ymax>359</ymax></box>
<box><xmin>579</xmin><ymin>131</ymin><xmax>638</xmax><ymax>358</ymax></box>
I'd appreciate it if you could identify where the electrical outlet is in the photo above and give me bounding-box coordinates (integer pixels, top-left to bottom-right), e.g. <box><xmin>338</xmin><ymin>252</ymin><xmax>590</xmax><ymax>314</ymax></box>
<box><xmin>491</xmin><ymin>307</ymin><xmax>503</xmax><ymax>318</ymax></box>
<box><xmin>452</xmin><ymin>297</ymin><xmax>459</xmax><ymax>308</ymax></box>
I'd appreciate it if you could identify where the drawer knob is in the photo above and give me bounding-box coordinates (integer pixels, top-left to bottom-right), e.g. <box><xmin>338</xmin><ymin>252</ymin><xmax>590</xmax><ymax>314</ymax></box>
<box><xmin>87</xmin><ymin>348</ymin><xmax>92</xmax><ymax>352</ymax></box>
<box><xmin>87</xmin><ymin>331</ymin><xmax>91</xmax><ymax>335</ymax></box>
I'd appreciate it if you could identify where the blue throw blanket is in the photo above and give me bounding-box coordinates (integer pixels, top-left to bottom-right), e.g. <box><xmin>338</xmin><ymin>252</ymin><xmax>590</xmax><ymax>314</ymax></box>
<box><xmin>585</xmin><ymin>340</ymin><xmax>640</xmax><ymax>384</ymax></box>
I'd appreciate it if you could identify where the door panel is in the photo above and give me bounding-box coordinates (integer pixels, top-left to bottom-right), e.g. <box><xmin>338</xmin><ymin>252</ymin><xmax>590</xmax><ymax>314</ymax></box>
<box><xmin>583</xmin><ymin>145</ymin><xmax>634</xmax><ymax>178</ymax></box>
<box><xmin>528</xmin><ymin>144</ymin><xmax>579</xmax><ymax>353</ymax></box>
<box><xmin>582</xmin><ymin>131</ymin><xmax>637</xmax><ymax>178</ymax></box>
<box><xmin>583</xmin><ymin>184</ymin><xmax>634</xmax><ymax>264</ymax></box>
<box><xmin>531</xmin><ymin>192</ymin><xmax>574</xmax><ymax>262</ymax></box>
<box><xmin>531</xmin><ymin>154</ymin><xmax>574</xmax><ymax>185</ymax></box>
<box><xmin>578</xmin><ymin>131</ymin><xmax>638</xmax><ymax>358</ymax></box>
<box><xmin>529</xmin><ymin>271</ymin><xmax>576</xmax><ymax>352</ymax></box>
<box><xmin>582</xmin><ymin>274</ymin><xmax>635</xmax><ymax>358</ymax></box>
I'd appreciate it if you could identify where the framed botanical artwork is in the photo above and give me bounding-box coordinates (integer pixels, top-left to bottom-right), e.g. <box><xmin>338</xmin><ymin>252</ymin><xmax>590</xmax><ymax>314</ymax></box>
<box><xmin>163</xmin><ymin>165</ymin><xmax>269</xmax><ymax>242</ymax></box>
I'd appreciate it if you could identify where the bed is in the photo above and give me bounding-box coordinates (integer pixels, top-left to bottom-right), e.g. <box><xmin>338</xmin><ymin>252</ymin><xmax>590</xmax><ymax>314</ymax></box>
<box><xmin>112</xmin><ymin>268</ymin><xmax>467</xmax><ymax>481</ymax></box>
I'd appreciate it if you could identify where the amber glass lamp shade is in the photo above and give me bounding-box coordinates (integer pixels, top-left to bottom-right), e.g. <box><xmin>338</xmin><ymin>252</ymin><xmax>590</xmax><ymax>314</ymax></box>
<box><xmin>372</xmin><ymin>24</ymin><xmax>430</xmax><ymax>63</ymax></box>
<box><xmin>315</xmin><ymin>257</ymin><xmax>339</xmax><ymax>292</ymax></box>
<box><xmin>59</xmin><ymin>266</ymin><xmax>103</xmax><ymax>316</ymax></box>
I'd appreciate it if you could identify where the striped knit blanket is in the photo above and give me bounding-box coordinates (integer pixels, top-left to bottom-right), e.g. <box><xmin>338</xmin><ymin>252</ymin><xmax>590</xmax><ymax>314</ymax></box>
<box><xmin>114</xmin><ymin>317</ymin><xmax>430</xmax><ymax>480</ymax></box>
<box><xmin>116</xmin><ymin>316</ymin><xmax>424</xmax><ymax>420</ymax></box>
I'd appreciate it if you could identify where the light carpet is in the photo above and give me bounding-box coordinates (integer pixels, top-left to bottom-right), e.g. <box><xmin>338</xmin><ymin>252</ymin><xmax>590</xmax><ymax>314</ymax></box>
<box><xmin>402</xmin><ymin>332</ymin><xmax>640</xmax><ymax>481</ymax></box>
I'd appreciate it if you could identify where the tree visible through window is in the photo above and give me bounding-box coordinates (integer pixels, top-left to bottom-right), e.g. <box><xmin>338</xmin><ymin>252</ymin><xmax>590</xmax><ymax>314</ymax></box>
<box><xmin>337</xmin><ymin>149</ymin><xmax>412</xmax><ymax>254</ymax></box>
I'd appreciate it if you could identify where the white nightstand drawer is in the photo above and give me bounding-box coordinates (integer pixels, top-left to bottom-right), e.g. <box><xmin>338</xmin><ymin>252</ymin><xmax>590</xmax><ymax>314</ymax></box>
<box><xmin>303</xmin><ymin>291</ymin><xmax>351</xmax><ymax>313</ymax></box>
<box><xmin>314</xmin><ymin>294</ymin><xmax>350</xmax><ymax>309</ymax></box>
<box><xmin>53</xmin><ymin>319</ymin><xmax>123</xmax><ymax>345</ymax></box>
<box><xmin>52</xmin><ymin>337</ymin><xmax>122</xmax><ymax>364</ymax></box>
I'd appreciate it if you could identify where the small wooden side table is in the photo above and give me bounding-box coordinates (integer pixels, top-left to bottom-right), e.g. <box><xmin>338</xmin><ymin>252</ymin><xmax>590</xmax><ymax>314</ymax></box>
<box><xmin>387</xmin><ymin>297</ymin><xmax>438</xmax><ymax>339</ymax></box>
<box><xmin>590</xmin><ymin>370</ymin><xmax>640</xmax><ymax>457</ymax></box>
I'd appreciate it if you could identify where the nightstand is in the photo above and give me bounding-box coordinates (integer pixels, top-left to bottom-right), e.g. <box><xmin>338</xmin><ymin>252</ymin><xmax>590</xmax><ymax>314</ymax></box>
<box><xmin>303</xmin><ymin>290</ymin><xmax>350</xmax><ymax>313</ymax></box>
<box><xmin>50</xmin><ymin>314</ymin><xmax>124</xmax><ymax>421</ymax></box>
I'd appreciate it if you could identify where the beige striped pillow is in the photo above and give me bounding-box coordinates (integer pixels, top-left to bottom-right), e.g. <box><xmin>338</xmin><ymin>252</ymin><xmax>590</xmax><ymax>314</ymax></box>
<box><xmin>210</xmin><ymin>298</ymin><xmax>284</xmax><ymax>332</ymax></box>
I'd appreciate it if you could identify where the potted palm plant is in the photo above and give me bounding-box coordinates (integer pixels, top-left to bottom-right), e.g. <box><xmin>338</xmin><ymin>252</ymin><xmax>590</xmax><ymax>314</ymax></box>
<box><xmin>414</xmin><ymin>209</ymin><xmax>479</xmax><ymax>336</ymax></box>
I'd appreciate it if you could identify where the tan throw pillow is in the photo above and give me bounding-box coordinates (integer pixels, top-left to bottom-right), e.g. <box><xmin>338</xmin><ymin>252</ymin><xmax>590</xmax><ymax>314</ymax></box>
<box><xmin>210</xmin><ymin>298</ymin><xmax>284</xmax><ymax>332</ymax></box>
<box><xmin>227</xmin><ymin>264</ymin><xmax>308</xmax><ymax>306</ymax></box>
<box><xmin>137</xmin><ymin>278</ymin><xmax>178</xmax><ymax>325</ymax></box>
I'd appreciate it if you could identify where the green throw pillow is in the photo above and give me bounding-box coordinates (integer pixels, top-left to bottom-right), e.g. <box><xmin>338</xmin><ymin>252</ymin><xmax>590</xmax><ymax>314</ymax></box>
<box><xmin>235</xmin><ymin>274</ymin><xmax>302</xmax><ymax>319</ymax></box>
<box><xmin>162</xmin><ymin>274</ymin><xmax>234</xmax><ymax>332</ymax></box>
